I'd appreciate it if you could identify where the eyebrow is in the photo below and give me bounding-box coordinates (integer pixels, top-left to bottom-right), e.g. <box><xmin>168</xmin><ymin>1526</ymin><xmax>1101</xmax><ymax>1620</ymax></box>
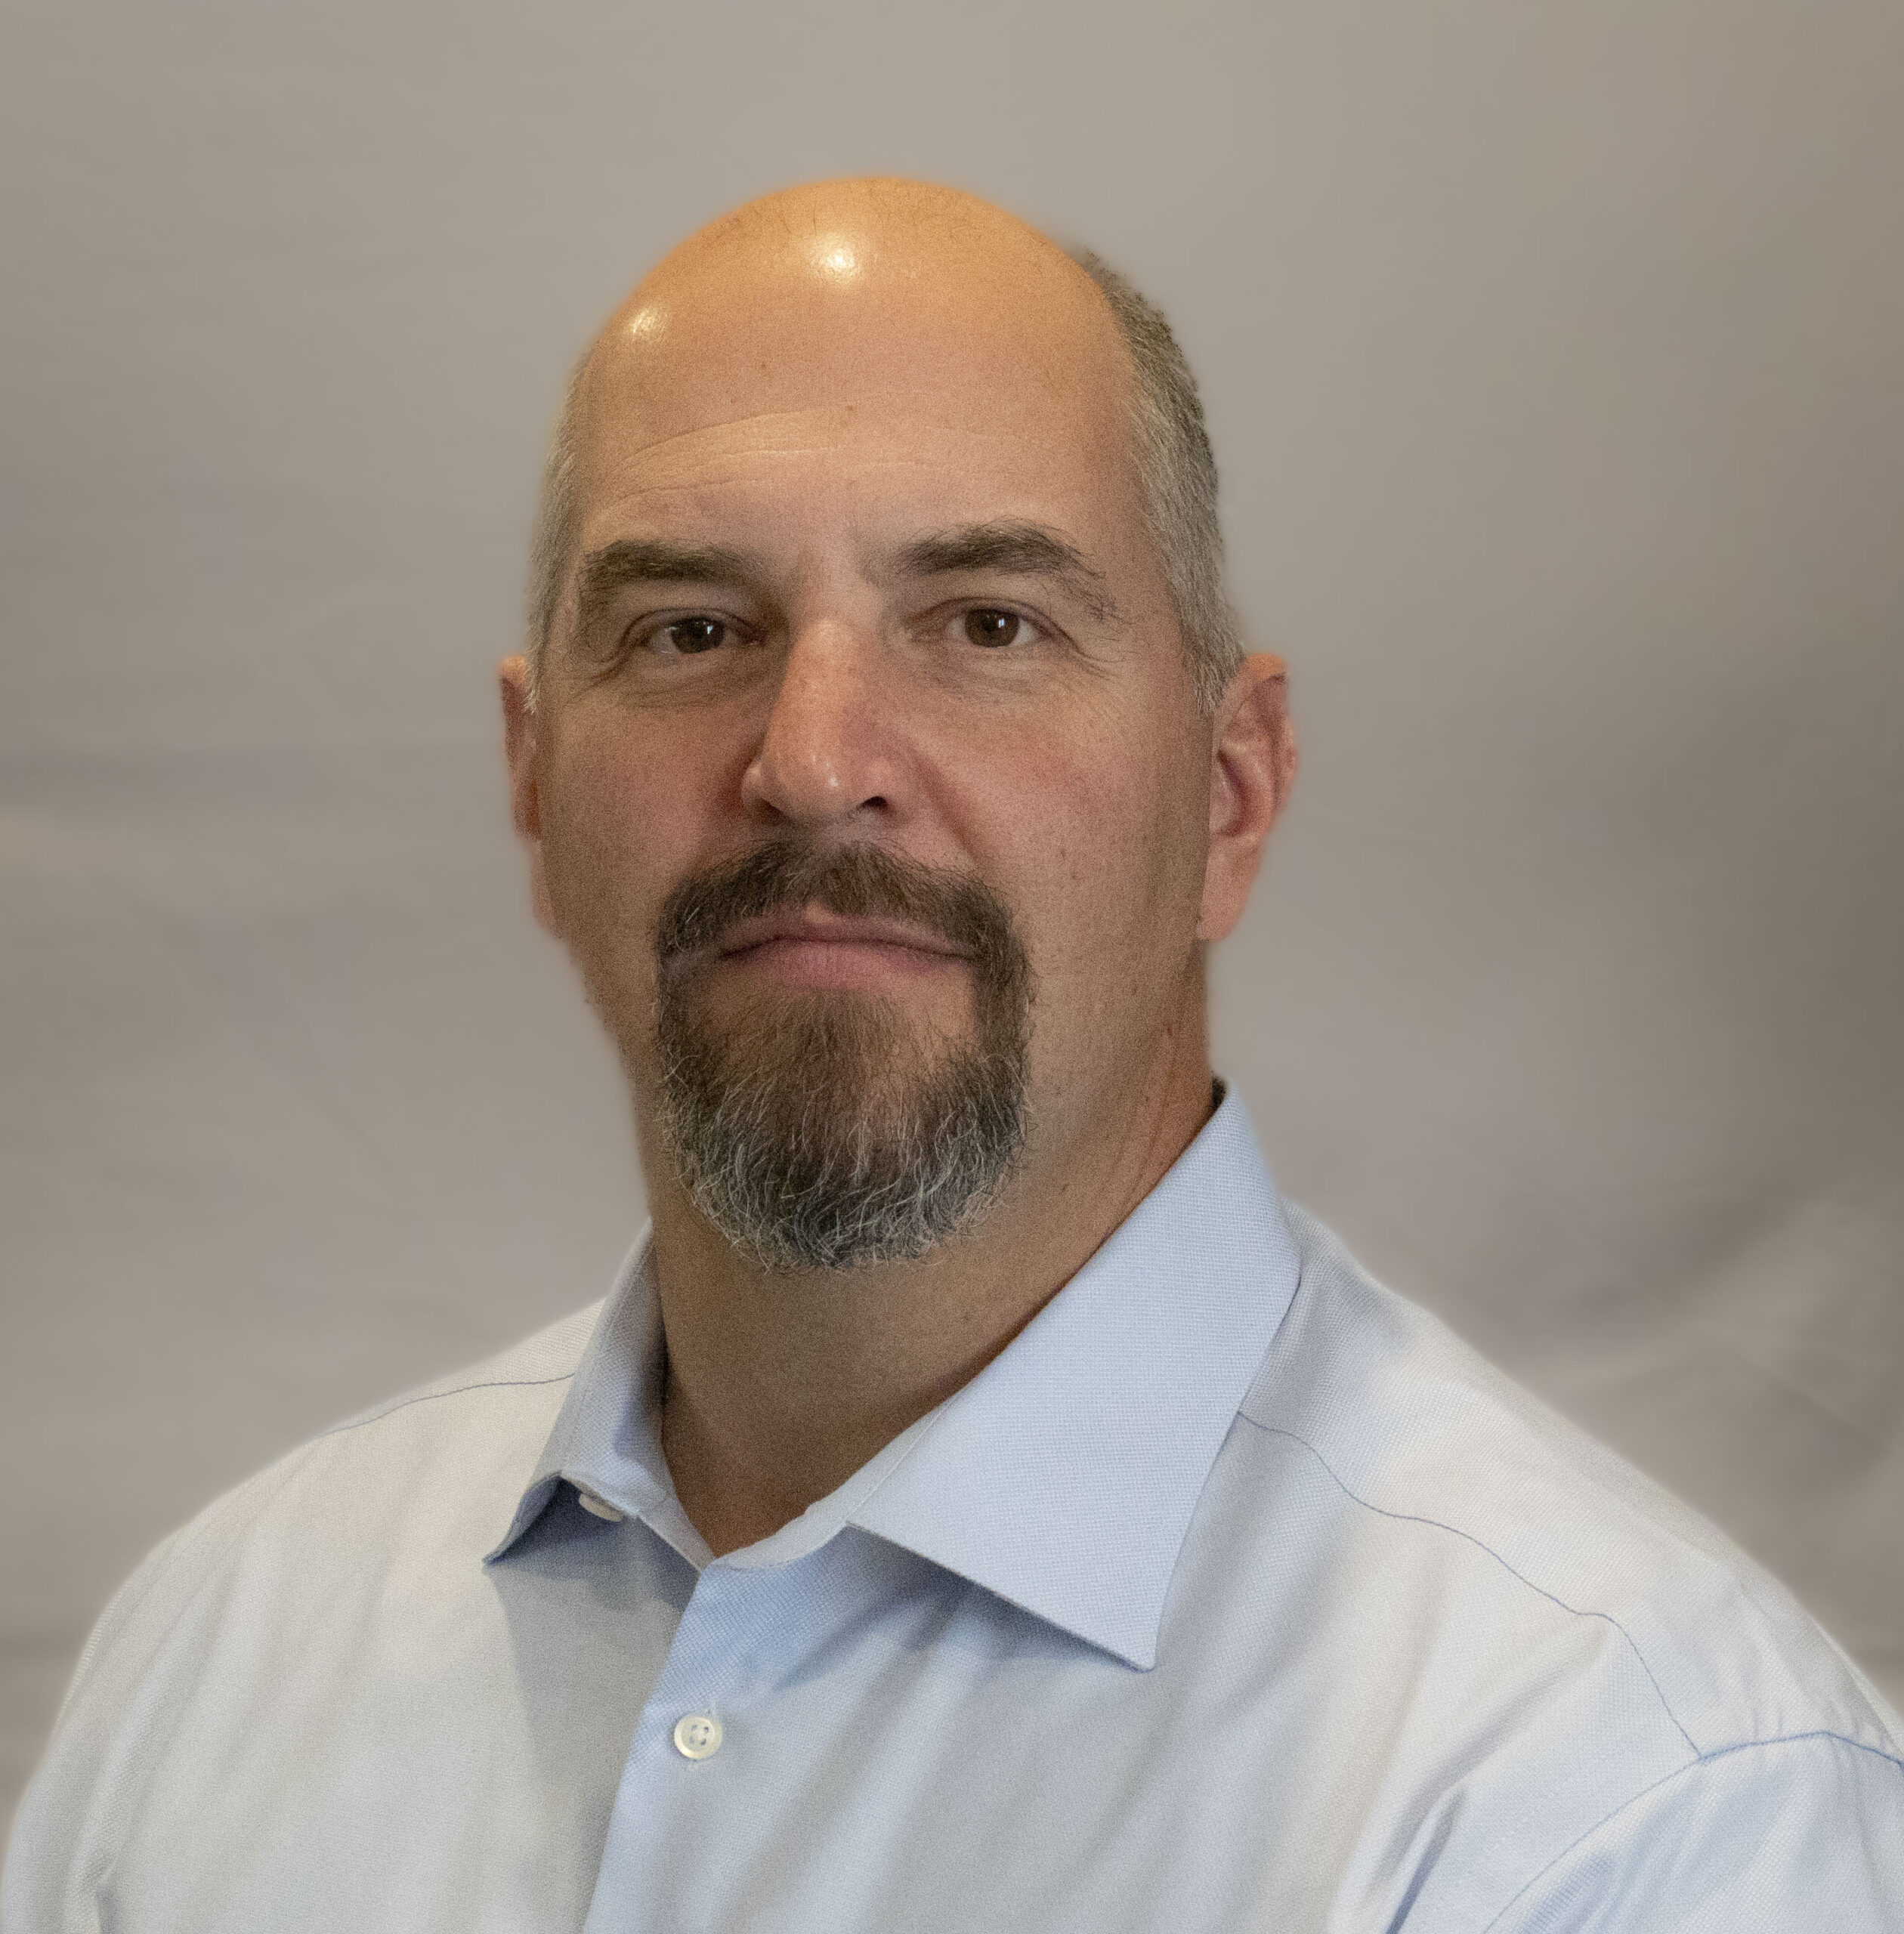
<box><xmin>888</xmin><ymin>521</ymin><xmax>1120</xmax><ymax>624</ymax></box>
<box><xmin>571</xmin><ymin>520</ymin><xmax>1123</xmax><ymax>643</ymax></box>
<box><xmin>573</xmin><ymin>539</ymin><xmax>758</xmax><ymax>643</ymax></box>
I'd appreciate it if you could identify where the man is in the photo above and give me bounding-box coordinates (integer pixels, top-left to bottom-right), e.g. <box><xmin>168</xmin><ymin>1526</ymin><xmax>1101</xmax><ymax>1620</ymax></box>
<box><xmin>5</xmin><ymin>178</ymin><xmax>1899</xmax><ymax>1931</ymax></box>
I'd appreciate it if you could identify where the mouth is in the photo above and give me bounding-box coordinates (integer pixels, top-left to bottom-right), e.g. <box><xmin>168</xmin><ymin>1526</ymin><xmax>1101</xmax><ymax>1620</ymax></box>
<box><xmin>712</xmin><ymin>904</ymin><xmax>972</xmax><ymax>990</ymax></box>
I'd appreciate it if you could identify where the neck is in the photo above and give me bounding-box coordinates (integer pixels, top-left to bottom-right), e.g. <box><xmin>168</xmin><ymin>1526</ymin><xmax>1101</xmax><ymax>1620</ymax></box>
<box><xmin>644</xmin><ymin>999</ymin><xmax>1215</xmax><ymax>1557</ymax></box>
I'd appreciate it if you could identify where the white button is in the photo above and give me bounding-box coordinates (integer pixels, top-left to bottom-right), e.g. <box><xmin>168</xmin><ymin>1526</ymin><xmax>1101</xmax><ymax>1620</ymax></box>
<box><xmin>576</xmin><ymin>1488</ymin><xmax>623</xmax><ymax>1522</ymax></box>
<box><xmin>672</xmin><ymin>1713</ymin><xmax>723</xmax><ymax>1760</ymax></box>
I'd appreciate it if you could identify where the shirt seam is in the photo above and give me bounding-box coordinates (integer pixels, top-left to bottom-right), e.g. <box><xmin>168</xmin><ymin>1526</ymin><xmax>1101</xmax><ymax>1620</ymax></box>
<box><xmin>317</xmin><ymin>1371</ymin><xmax>576</xmax><ymax>1438</ymax></box>
<box><xmin>1238</xmin><ymin>1420</ymin><xmax>1702</xmax><ymax>1758</ymax></box>
<box><xmin>1475</xmin><ymin>1730</ymin><xmax>1904</xmax><ymax>1932</ymax></box>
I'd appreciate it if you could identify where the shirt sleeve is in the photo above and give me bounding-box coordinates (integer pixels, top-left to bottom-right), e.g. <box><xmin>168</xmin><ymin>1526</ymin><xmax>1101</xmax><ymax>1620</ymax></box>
<box><xmin>2</xmin><ymin>1526</ymin><xmax>194</xmax><ymax>1934</ymax></box>
<box><xmin>1488</xmin><ymin>1731</ymin><xmax>1904</xmax><ymax>1933</ymax></box>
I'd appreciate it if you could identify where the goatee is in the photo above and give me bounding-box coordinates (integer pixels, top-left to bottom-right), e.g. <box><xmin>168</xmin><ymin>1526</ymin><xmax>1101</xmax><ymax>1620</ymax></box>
<box><xmin>652</xmin><ymin>842</ymin><xmax>1032</xmax><ymax>1271</ymax></box>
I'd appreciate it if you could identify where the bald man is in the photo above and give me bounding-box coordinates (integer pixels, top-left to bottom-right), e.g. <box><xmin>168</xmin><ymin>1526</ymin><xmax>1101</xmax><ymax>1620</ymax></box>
<box><xmin>6</xmin><ymin>181</ymin><xmax>1899</xmax><ymax>1933</ymax></box>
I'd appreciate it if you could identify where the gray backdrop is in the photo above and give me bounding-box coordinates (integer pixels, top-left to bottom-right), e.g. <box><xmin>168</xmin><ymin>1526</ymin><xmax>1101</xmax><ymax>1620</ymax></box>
<box><xmin>5</xmin><ymin>0</ymin><xmax>1900</xmax><ymax>1827</ymax></box>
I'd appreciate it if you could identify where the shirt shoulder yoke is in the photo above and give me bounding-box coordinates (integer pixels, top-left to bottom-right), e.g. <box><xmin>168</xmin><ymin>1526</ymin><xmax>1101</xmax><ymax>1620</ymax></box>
<box><xmin>1241</xmin><ymin>1205</ymin><xmax>1902</xmax><ymax>1765</ymax></box>
<box><xmin>318</xmin><ymin>1299</ymin><xmax>601</xmax><ymax>1441</ymax></box>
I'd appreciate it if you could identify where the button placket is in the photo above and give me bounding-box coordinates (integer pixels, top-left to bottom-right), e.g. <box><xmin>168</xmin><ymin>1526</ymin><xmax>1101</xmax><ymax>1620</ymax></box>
<box><xmin>585</xmin><ymin>1540</ymin><xmax>887</xmax><ymax>1932</ymax></box>
<box><xmin>635</xmin><ymin>1568</ymin><xmax>756</xmax><ymax>1773</ymax></box>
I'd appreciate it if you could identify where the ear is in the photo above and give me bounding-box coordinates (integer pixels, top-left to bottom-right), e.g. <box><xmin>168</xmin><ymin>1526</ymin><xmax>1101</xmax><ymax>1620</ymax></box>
<box><xmin>1198</xmin><ymin>653</ymin><xmax>1297</xmax><ymax>942</ymax></box>
<box><xmin>499</xmin><ymin>655</ymin><xmax>559</xmax><ymax>935</ymax></box>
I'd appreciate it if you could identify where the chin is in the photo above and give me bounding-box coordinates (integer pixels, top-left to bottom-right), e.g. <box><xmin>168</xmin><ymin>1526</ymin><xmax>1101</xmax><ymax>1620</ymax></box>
<box><xmin>653</xmin><ymin>983</ymin><xmax>1028</xmax><ymax>1273</ymax></box>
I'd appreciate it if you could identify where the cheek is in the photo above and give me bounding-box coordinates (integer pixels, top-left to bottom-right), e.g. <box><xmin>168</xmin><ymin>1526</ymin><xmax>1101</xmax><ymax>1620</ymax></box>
<box><xmin>980</xmin><ymin>725</ymin><xmax>1206</xmax><ymax>985</ymax></box>
<box><xmin>539</xmin><ymin>734</ymin><xmax>696</xmax><ymax>974</ymax></box>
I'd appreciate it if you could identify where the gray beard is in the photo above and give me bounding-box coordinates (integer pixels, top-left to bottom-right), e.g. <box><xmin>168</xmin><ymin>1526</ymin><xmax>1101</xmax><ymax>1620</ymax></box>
<box><xmin>650</xmin><ymin>843</ymin><xmax>1031</xmax><ymax>1272</ymax></box>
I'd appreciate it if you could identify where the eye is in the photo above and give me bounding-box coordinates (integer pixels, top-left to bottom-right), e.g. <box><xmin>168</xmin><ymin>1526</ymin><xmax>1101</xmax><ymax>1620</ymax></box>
<box><xmin>654</xmin><ymin>615</ymin><xmax>731</xmax><ymax>656</ymax></box>
<box><xmin>962</xmin><ymin>608</ymin><xmax>1037</xmax><ymax>649</ymax></box>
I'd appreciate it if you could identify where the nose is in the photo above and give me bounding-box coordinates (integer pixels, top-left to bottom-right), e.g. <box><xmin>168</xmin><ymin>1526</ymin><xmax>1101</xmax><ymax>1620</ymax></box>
<box><xmin>741</xmin><ymin>619</ymin><xmax>901</xmax><ymax>830</ymax></box>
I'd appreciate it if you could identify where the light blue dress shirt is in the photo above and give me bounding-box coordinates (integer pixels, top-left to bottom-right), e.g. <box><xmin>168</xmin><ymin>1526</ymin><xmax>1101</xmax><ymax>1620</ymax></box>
<box><xmin>6</xmin><ymin>1091</ymin><xmax>1902</xmax><ymax>1931</ymax></box>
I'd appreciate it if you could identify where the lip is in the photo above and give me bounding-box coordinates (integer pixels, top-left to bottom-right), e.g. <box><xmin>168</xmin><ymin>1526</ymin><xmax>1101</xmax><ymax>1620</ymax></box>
<box><xmin>716</xmin><ymin>906</ymin><xmax>969</xmax><ymax>961</ymax></box>
<box><xmin>707</xmin><ymin>907</ymin><xmax>972</xmax><ymax>993</ymax></box>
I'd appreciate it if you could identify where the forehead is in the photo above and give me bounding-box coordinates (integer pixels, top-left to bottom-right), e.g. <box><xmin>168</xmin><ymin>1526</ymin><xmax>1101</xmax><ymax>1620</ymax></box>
<box><xmin>569</xmin><ymin>228</ymin><xmax>1141</xmax><ymax>546</ymax></box>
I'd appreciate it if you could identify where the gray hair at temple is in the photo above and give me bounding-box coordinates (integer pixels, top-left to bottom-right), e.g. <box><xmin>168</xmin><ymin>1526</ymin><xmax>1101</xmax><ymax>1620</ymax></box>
<box><xmin>523</xmin><ymin>249</ymin><xmax>1244</xmax><ymax>713</ymax></box>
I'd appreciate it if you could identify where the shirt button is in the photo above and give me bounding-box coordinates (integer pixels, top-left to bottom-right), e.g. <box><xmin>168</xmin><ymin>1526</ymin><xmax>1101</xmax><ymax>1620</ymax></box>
<box><xmin>673</xmin><ymin>1713</ymin><xmax>723</xmax><ymax>1760</ymax></box>
<box><xmin>576</xmin><ymin>1488</ymin><xmax>624</xmax><ymax>1522</ymax></box>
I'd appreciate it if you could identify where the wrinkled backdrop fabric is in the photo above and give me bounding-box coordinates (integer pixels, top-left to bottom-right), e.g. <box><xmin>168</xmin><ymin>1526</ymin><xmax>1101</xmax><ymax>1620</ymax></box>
<box><xmin>4</xmin><ymin>0</ymin><xmax>1900</xmax><ymax>1826</ymax></box>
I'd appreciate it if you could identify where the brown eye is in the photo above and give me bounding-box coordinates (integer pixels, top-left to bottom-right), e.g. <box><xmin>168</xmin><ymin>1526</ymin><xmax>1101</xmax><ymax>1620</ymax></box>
<box><xmin>660</xmin><ymin>616</ymin><xmax>728</xmax><ymax>655</ymax></box>
<box><xmin>963</xmin><ymin>609</ymin><xmax>1026</xmax><ymax>648</ymax></box>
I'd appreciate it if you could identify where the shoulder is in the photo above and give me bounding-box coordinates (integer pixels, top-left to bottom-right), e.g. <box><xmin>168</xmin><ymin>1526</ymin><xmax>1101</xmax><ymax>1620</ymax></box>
<box><xmin>206</xmin><ymin>1299</ymin><xmax>596</xmax><ymax>1555</ymax></box>
<box><xmin>1484</xmin><ymin>1727</ymin><xmax>1904</xmax><ymax>1931</ymax></box>
<box><xmin>1244</xmin><ymin>1204</ymin><xmax>1900</xmax><ymax>1763</ymax></box>
<box><xmin>1185</xmin><ymin>1203</ymin><xmax>1904</xmax><ymax>1928</ymax></box>
<box><xmin>39</xmin><ymin>1301</ymin><xmax>598</xmax><ymax>1756</ymax></box>
<box><xmin>313</xmin><ymin>1298</ymin><xmax>599</xmax><ymax>1468</ymax></box>
<box><xmin>2</xmin><ymin>1305</ymin><xmax>601</xmax><ymax>1926</ymax></box>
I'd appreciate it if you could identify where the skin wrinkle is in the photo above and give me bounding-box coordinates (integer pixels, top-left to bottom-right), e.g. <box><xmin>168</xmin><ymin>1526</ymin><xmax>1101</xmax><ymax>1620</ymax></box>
<box><xmin>595</xmin><ymin>408</ymin><xmax>898</xmax><ymax>468</ymax></box>
<box><xmin>524</xmin><ymin>189</ymin><xmax>1247</xmax><ymax>709</ymax></box>
<box><xmin>501</xmin><ymin>177</ymin><xmax>1295</xmax><ymax>1556</ymax></box>
<box><xmin>575</xmin><ymin>541</ymin><xmax>759</xmax><ymax>653</ymax></box>
<box><xmin>889</xmin><ymin>522</ymin><xmax>1120</xmax><ymax>626</ymax></box>
<box><xmin>576</xmin><ymin>520</ymin><xmax>1117</xmax><ymax>660</ymax></box>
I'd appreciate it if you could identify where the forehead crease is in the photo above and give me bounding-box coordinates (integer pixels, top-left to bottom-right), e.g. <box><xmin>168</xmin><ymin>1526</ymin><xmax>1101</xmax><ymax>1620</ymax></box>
<box><xmin>585</xmin><ymin>276</ymin><xmax>1129</xmax><ymax>454</ymax></box>
<box><xmin>579</xmin><ymin>404</ymin><xmax>861</xmax><ymax>472</ymax></box>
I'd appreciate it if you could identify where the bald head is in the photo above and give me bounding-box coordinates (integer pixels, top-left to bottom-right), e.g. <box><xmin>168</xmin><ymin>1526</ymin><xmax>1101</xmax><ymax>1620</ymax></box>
<box><xmin>527</xmin><ymin>179</ymin><xmax>1238</xmax><ymax>707</ymax></box>
<box><xmin>625</xmin><ymin>178</ymin><xmax>1100</xmax><ymax>350</ymax></box>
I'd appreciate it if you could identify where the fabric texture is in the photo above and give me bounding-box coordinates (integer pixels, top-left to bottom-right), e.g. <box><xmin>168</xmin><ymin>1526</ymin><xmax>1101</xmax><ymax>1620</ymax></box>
<box><xmin>5</xmin><ymin>1092</ymin><xmax>1900</xmax><ymax>1932</ymax></box>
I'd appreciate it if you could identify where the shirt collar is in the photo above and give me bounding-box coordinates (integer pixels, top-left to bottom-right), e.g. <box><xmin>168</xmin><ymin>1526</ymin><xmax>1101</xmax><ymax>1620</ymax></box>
<box><xmin>489</xmin><ymin>1086</ymin><xmax>1300</xmax><ymax>1671</ymax></box>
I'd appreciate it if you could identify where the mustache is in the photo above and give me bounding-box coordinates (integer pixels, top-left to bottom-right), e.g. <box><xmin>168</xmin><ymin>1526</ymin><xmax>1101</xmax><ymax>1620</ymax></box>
<box><xmin>654</xmin><ymin>841</ymin><xmax>1028</xmax><ymax>993</ymax></box>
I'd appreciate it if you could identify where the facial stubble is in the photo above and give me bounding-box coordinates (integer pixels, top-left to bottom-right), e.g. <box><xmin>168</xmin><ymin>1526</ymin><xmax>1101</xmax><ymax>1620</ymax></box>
<box><xmin>648</xmin><ymin>843</ymin><xmax>1032</xmax><ymax>1271</ymax></box>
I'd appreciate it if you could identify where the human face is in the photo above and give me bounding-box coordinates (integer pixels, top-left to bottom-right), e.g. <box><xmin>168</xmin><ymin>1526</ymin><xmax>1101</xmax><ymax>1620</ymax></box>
<box><xmin>511</xmin><ymin>224</ymin><xmax>1217</xmax><ymax>1217</ymax></box>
